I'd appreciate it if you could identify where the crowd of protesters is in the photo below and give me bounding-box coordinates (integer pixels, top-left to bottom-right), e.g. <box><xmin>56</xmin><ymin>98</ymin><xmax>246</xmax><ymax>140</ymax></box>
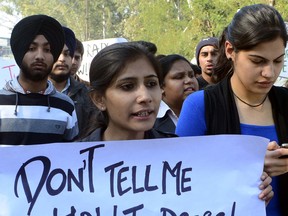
<box><xmin>0</xmin><ymin>3</ymin><xmax>288</xmax><ymax>216</ymax></box>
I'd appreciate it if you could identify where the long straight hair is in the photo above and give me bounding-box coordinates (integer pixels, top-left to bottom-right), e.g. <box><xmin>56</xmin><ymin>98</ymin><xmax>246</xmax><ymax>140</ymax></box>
<box><xmin>88</xmin><ymin>42</ymin><xmax>162</xmax><ymax>130</ymax></box>
<box><xmin>213</xmin><ymin>4</ymin><xmax>288</xmax><ymax>82</ymax></box>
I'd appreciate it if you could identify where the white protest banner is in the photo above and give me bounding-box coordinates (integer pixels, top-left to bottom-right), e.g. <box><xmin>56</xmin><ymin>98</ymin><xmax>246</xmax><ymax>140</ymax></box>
<box><xmin>0</xmin><ymin>57</ymin><xmax>18</xmax><ymax>88</ymax></box>
<box><xmin>0</xmin><ymin>135</ymin><xmax>268</xmax><ymax>216</ymax></box>
<box><xmin>76</xmin><ymin>38</ymin><xmax>128</xmax><ymax>82</ymax></box>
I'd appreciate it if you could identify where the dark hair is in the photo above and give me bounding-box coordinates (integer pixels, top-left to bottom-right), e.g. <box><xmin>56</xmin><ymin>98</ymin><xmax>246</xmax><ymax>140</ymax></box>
<box><xmin>191</xmin><ymin>63</ymin><xmax>201</xmax><ymax>76</ymax></box>
<box><xmin>214</xmin><ymin>4</ymin><xmax>288</xmax><ymax>82</ymax></box>
<box><xmin>156</xmin><ymin>54</ymin><xmax>166</xmax><ymax>60</ymax></box>
<box><xmin>89</xmin><ymin>42</ymin><xmax>162</xmax><ymax>128</ymax></box>
<box><xmin>159</xmin><ymin>54</ymin><xmax>193</xmax><ymax>86</ymax></box>
<box><xmin>133</xmin><ymin>40</ymin><xmax>157</xmax><ymax>55</ymax></box>
<box><xmin>75</xmin><ymin>38</ymin><xmax>84</xmax><ymax>57</ymax></box>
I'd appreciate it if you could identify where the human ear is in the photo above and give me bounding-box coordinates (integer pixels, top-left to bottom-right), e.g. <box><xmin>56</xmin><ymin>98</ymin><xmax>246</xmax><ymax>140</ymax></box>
<box><xmin>90</xmin><ymin>92</ymin><xmax>106</xmax><ymax>111</ymax></box>
<box><xmin>225</xmin><ymin>41</ymin><xmax>235</xmax><ymax>61</ymax></box>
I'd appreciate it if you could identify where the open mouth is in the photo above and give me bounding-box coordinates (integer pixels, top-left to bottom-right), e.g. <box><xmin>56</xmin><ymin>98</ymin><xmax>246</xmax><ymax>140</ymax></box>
<box><xmin>185</xmin><ymin>87</ymin><xmax>195</xmax><ymax>92</ymax></box>
<box><xmin>133</xmin><ymin>110</ymin><xmax>153</xmax><ymax>117</ymax></box>
<box><xmin>206</xmin><ymin>64</ymin><xmax>214</xmax><ymax>69</ymax></box>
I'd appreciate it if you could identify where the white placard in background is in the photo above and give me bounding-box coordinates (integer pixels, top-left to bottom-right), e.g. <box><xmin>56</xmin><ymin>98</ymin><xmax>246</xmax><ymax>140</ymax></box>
<box><xmin>76</xmin><ymin>37</ymin><xmax>128</xmax><ymax>82</ymax></box>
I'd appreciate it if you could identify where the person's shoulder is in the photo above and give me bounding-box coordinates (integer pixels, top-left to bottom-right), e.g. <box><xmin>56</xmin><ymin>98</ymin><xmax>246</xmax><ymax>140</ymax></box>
<box><xmin>0</xmin><ymin>88</ymin><xmax>14</xmax><ymax>95</ymax></box>
<box><xmin>186</xmin><ymin>90</ymin><xmax>204</xmax><ymax>102</ymax></box>
<box><xmin>69</xmin><ymin>77</ymin><xmax>89</xmax><ymax>92</ymax></box>
<box><xmin>272</xmin><ymin>85</ymin><xmax>288</xmax><ymax>95</ymax></box>
<box><xmin>271</xmin><ymin>86</ymin><xmax>288</xmax><ymax>104</ymax></box>
<box><xmin>145</xmin><ymin>128</ymin><xmax>178</xmax><ymax>139</ymax></box>
<box><xmin>52</xmin><ymin>91</ymin><xmax>75</xmax><ymax>105</ymax></box>
<box><xmin>79</xmin><ymin>128</ymin><xmax>102</xmax><ymax>142</ymax></box>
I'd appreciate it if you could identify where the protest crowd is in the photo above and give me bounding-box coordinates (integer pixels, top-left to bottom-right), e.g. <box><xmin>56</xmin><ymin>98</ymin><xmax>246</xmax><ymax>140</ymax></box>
<box><xmin>1</xmin><ymin>3</ymin><xmax>288</xmax><ymax>216</ymax></box>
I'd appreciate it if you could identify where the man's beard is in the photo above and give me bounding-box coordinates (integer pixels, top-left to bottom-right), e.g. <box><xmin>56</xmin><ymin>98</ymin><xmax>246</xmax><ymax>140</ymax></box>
<box><xmin>70</xmin><ymin>66</ymin><xmax>77</xmax><ymax>76</ymax></box>
<box><xmin>49</xmin><ymin>71</ymin><xmax>71</xmax><ymax>83</ymax></box>
<box><xmin>21</xmin><ymin>62</ymin><xmax>51</xmax><ymax>82</ymax></box>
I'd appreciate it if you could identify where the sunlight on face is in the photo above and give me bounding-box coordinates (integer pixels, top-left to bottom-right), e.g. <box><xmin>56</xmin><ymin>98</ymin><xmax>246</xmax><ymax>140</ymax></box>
<box><xmin>102</xmin><ymin>57</ymin><xmax>162</xmax><ymax>139</ymax></box>
<box><xmin>231</xmin><ymin>37</ymin><xmax>285</xmax><ymax>95</ymax></box>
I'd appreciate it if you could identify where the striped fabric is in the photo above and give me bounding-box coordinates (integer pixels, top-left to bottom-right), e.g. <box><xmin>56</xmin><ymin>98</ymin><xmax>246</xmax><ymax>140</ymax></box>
<box><xmin>0</xmin><ymin>80</ymin><xmax>79</xmax><ymax>145</ymax></box>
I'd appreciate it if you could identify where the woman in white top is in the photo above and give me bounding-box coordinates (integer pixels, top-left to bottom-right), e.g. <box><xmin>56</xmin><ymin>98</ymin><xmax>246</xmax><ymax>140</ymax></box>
<box><xmin>154</xmin><ymin>54</ymin><xmax>199</xmax><ymax>133</ymax></box>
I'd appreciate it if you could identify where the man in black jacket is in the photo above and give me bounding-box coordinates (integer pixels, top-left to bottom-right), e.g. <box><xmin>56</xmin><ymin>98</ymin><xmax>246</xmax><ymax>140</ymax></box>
<box><xmin>195</xmin><ymin>37</ymin><xmax>218</xmax><ymax>89</ymax></box>
<box><xmin>49</xmin><ymin>26</ymin><xmax>96</xmax><ymax>137</ymax></box>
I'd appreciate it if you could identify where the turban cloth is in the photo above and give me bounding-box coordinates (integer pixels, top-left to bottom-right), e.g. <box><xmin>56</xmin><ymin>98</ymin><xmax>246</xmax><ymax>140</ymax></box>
<box><xmin>10</xmin><ymin>14</ymin><xmax>65</xmax><ymax>67</ymax></box>
<box><xmin>62</xmin><ymin>26</ymin><xmax>76</xmax><ymax>58</ymax></box>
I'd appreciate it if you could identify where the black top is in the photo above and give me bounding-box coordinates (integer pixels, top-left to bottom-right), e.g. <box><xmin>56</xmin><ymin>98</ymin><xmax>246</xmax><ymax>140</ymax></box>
<box><xmin>204</xmin><ymin>76</ymin><xmax>288</xmax><ymax>215</ymax></box>
<box><xmin>154</xmin><ymin>112</ymin><xmax>176</xmax><ymax>134</ymax></box>
<box><xmin>80</xmin><ymin>127</ymin><xmax>178</xmax><ymax>142</ymax></box>
<box><xmin>196</xmin><ymin>75</ymin><xmax>209</xmax><ymax>90</ymax></box>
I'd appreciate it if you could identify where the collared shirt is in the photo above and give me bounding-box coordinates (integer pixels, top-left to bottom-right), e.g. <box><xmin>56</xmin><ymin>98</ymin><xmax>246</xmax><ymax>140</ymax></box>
<box><xmin>157</xmin><ymin>100</ymin><xmax>178</xmax><ymax>126</ymax></box>
<box><xmin>61</xmin><ymin>78</ymin><xmax>71</xmax><ymax>95</ymax></box>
